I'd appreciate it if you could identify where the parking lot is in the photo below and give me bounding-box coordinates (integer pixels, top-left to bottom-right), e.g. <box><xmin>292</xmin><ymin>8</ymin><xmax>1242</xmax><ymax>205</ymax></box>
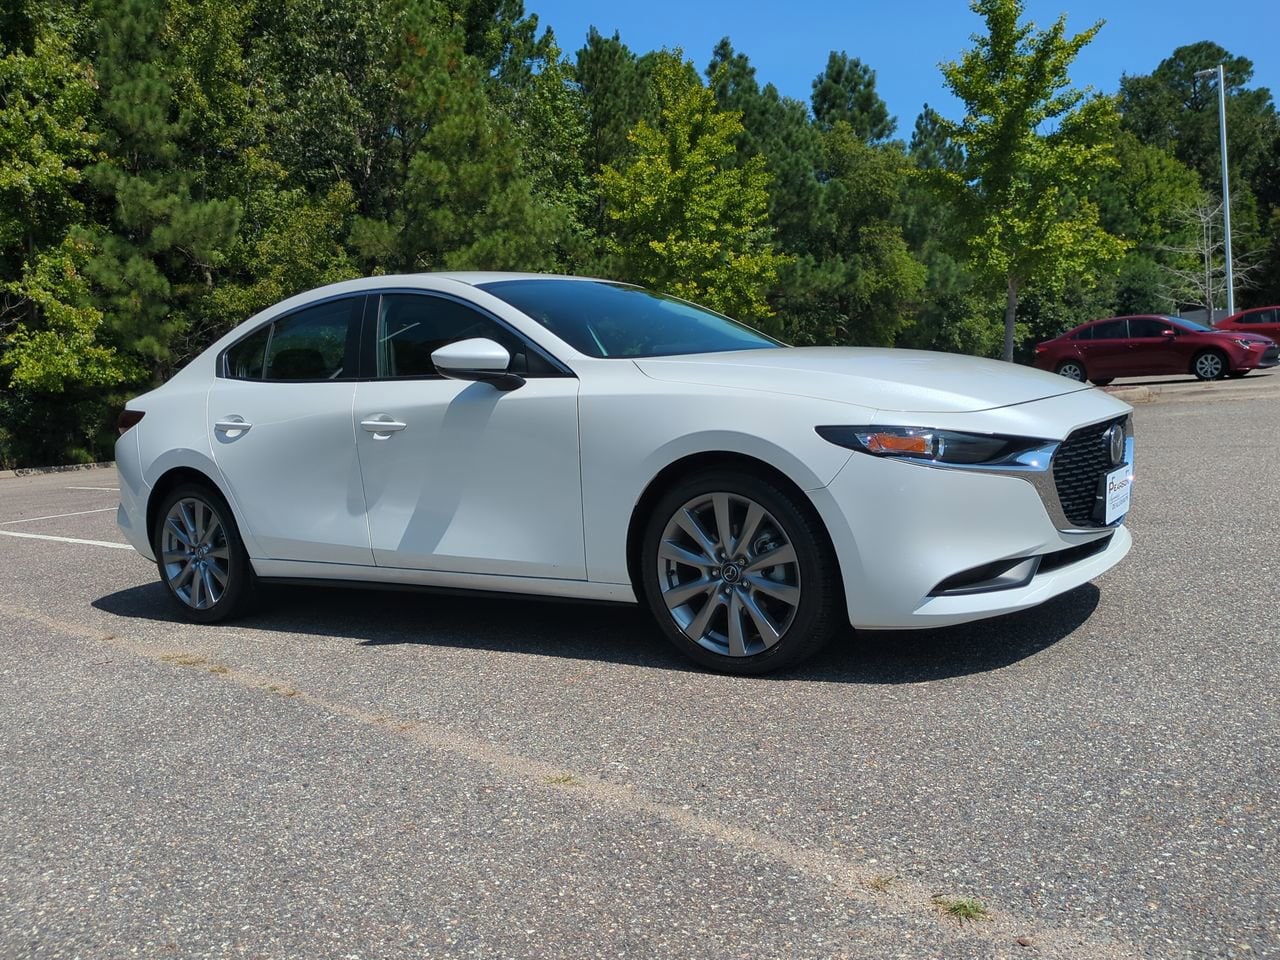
<box><xmin>1</xmin><ymin>385</ymin><xmax>1276</xmax><ymax>959</ymax></box>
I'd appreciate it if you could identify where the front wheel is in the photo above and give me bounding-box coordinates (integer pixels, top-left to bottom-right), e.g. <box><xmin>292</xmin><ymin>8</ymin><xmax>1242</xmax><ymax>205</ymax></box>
<box><xmin>152</xmin><ymin>482</ymin><xmax>256</xmax><ymax>622</ymax></box>
<box><xmin>1192</xmin><ymin>350</ymin><xmax>1227</xmax><ymax>381</ymax></box>
<box><xmin>639</xmin><ymin>470</ymin><xmax>843</xmax><ymax>674</ymax></box>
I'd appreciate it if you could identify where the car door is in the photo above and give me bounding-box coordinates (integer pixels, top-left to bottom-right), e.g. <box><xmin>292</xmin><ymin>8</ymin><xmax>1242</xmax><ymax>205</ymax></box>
<box><xmin>208</xmin><ymin>295</ymin><xmax>375</xmax><ymax>566</ymax></box>
<box><xmin>1125</xmin><ymin>316</ymin><xmax>1180</xmax><ymax>374</ymax></box>
<box><xmin>1079</xmin><ymin>319</ymin><xmax>1130</xmax><ymax>377</ymax></box>
<box><xmin>353</xmin><ymin>291</ymin><xmax>586</xmax><ymax>580</ymax></box>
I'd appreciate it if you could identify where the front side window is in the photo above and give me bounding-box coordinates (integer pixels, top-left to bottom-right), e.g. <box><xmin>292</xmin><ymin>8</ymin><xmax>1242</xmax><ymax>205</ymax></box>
<box><xmin>376</xmin><ymin>293</ymin><xmax>554</xmax><ymax>377</ymax></box>
<box><xmin>1127</xmin><ymin>317</ymin><xmax>1170</xmax><ymax>338</ymax></box>
<box><xmin>478</xmin><ymin>279</ymin><xmax>782</xmax><ymax>359</ymax></box>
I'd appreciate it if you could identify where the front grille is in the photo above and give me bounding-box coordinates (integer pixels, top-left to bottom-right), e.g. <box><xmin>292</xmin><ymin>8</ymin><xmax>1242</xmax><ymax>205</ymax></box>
<box><xmin>1052</xmin><ymin>417</ymin><xmax>1125</xmax><ymax>527</ymax></box>
<box><xmin>1260</xmin><ymin>344</ymin><xmax>1279</xmax><ymax>367</ymax></box>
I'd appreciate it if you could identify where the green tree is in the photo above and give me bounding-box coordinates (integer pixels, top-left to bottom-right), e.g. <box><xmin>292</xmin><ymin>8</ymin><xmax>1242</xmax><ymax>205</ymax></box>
<box><xmin>389</xmin><ymin>0</ymin><xmax>564</xmax><ymax>271</ymax></box>
<box><xmin>599</xmin><ymin>50</ymin><xmax>787</xmax><ymax>320</ymax></box>
<box><xmin>897</xmin><ymin>104</ymin><xmax>999</xmax><ymax>355</ymax></box>
<box><xmin>811</xmin><ymin>51</ymin><xmax>895</xmax><ymax>142</ymax></box>
<box><xmin>705</xmin><ymin>39</ymin><xmax>823</xmax><ymax>255</ymax></box>
<box><xmin>82</xmin><ymin>0</ymin><xmax>242</xmax><ymax>374</ymax></box>
<box><xmin>1119</xmin><ymin>42</ymin><xmax>1277</xmax><ymax>191</ymax></box>
<box><xmin>774</xmin><ymin>125</ymin><xmax>924</xmax><ymax>346</ymax></box>
<box><xmin>575</xmin><ymin>28</ymin><xmax>656</xmax><ymax>180</ymax></box>
<box><xmin>935</xmin><ymin>0</ymin><xmax>1126</xmax><ymax>361</ymax></box>
<box><xmin>1089</xmin><ymin>130</ymin><xmax>1203</xmax><ymax>314</ymax></box>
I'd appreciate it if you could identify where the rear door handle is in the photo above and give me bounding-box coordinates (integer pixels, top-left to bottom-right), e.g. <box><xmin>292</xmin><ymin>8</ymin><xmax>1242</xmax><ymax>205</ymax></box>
<box><xmin>360</xmin><ymin>416</ymin><xmax>408</xmax><ymax>437</ymax></box>
<box><xmin>214</xmin><ymin>417</ymin><xmax>252</xmax><ymax>435</ymax></box>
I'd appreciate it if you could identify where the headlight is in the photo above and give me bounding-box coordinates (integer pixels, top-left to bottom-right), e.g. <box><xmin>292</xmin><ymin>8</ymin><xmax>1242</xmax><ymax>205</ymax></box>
<box><xmin>815</xmin><ymin>425</ymin><xmax>1054</xmax><ymax>468</ymax></box>
<box><xmin>1232</xmin><ymin>338</ymin><xmax>1255</xmax><ymax>349</ymax></box>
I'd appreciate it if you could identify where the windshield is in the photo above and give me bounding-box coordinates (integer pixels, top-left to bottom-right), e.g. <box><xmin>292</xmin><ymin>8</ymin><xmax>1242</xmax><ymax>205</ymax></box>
<box><xmin>1169</xmin><ymin>317</ymin><xmax>1214</xmax><ymax>333</ymax></box>
<box><xmin>477</xmin><ymin>279</ymin><xmax>784</xmax><ymax>358</ymax></box>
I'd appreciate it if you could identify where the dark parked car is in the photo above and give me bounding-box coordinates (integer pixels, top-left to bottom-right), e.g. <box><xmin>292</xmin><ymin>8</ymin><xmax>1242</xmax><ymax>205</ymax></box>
<box><xmin>1216</xmin><ymin>305</ymin><xmax>1280</xmax><ymax>342</ymax></box>
<box><xmin>1033</xmin><ymin>315</ymin><xmax>1279</xmax><ymax>384</ymax></box>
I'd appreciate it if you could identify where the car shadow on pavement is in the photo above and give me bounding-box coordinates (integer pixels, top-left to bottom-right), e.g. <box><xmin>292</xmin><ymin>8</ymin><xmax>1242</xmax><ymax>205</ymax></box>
<box><xmin>93</xmin><ymin>580</ymin><xmax>1099</xmax><ymax>685</ymax></box>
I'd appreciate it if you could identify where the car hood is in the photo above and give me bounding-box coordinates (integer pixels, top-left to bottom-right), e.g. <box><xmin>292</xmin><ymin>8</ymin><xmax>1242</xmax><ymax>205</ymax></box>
<box><xmin>1211</xmin><ymin>328</ymin><xmax>1274</xmax><ymax>343</ymax></box>
<box><xmin>634</xmin><ymin>347</ymin><xmax>1092</xmax><ymax>413</ymax></box>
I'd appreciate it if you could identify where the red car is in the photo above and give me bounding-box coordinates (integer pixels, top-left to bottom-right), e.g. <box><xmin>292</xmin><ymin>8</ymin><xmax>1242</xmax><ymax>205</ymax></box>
<box><xmin>1216</xmin><ymin>305</ymin><xmax>1280</xmax><ymax>342</ymax></box>
<box><xmin>1033</xmin><ymin>314</ymin><xmax>1279</xmax><ymax>384</ymax></box>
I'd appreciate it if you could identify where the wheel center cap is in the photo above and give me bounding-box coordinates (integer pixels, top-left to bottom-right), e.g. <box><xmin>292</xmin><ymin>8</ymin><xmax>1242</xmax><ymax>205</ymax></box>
<box><xmin>720</xmin><ymin>563</ymin><xmax>742</xmax><ymax>584</ymax></box>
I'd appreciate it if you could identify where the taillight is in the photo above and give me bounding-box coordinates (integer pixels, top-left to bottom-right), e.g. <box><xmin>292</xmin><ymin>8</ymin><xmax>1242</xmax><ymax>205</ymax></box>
<box><xmin>118</xmin><ymin>409</ymin><xmax>145</xmax><ymax>435</ymax></box>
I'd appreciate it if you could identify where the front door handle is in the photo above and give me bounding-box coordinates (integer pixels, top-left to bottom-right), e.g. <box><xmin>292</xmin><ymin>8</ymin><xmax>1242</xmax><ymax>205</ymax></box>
<box><xmin>214</xmin><ymin>417</ymin><xmax>252</xmax><ymax>436</ymax></box>
<box><xmin>360</xmin><ymin>416</ymin><xmax>408</xmax><ymax>438</ymax></box>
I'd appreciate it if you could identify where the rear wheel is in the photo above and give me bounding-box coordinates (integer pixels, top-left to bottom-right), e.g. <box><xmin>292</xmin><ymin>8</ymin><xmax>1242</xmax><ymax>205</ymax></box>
<box><xmin>152</xmin><ymin>482</ymin><xmax>256</xmax><ymax>622</ymax></box>
<box><xmin>1090</xmin><ymin>377</ymin><xmax>1115</xmax><ymax>386</ymax></box>
<box><xmin>1055</xmin><ymin>360</ymin><xmax>1086</xmax><ymax>382</ymax></box>
<box><xmin>1227</xmin><ymin>370</ymin><xmax>1249</xmax><ymax>379</ymax></box>
<box><xmin>639</xmin><ymin>469</ymin><xmax>842</xmax><ymax>674</ymax></box>
<box><xmin>1192</xmin><ymin>350</ymin><xmax>1227</xmax><ymax>381</ymax></box>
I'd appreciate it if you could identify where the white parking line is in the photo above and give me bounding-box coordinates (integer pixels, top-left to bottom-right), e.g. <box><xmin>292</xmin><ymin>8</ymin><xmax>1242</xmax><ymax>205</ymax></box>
<box><xmin>1</xmin><ymin>507</ymin><xmax>118</xmax><ymax>525</ymax></box>
<box><xmin>0</xmin><ymin>530</ymin><xmax>133</xmax><ymax>550</ymax></box>
<box><xmin>66</xmin><ymin>486</ymin><xmax>119</xmax><ymax>492</ymax></box>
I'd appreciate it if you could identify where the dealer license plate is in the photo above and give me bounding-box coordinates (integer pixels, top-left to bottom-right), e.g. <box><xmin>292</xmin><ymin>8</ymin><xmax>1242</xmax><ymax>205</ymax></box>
<box><xmin>1103</xmin><ymin>464</ymin><xmax>1133</xmax><ymax>524</ymax></box>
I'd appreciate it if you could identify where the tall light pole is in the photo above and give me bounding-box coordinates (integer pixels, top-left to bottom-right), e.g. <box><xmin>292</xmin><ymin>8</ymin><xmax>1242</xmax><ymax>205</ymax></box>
<box><xmin>1194</xmin><ymin>65</ymin><xmax>1234</xmax><ymax>317</ymax></box>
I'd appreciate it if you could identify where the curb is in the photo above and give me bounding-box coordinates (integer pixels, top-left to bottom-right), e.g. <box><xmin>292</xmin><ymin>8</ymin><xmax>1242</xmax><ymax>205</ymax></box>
<box><xmin>1101</xmin><ymin>386</ymin><xmax>1154</xmax><ymax>404</ymax></box>
<box><xmin>0</xmin><ymin>461</ymin><xmax>116</xmax><ymax>481</ymax></box>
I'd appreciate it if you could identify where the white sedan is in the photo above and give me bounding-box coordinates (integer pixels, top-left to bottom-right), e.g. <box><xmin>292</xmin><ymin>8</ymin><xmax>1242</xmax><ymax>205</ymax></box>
<box><xmin>116</xmin><ymin>273</ymin><xmax>1134</xmax><ymax>674</ymax></box>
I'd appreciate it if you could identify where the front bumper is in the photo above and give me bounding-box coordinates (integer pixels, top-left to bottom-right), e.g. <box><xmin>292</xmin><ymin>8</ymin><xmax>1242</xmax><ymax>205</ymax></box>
<box><xmin>808</xmin><ymin>404</ymin><xmax>1133</xmax><ymax>630</ymax></box>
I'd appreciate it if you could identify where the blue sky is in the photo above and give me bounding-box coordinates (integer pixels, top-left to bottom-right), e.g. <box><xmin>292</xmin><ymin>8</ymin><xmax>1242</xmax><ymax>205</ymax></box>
<box><xmin>526</xmin><ymin>1</ymin><xmax>1279</xmax><ymax>133</ymax></box>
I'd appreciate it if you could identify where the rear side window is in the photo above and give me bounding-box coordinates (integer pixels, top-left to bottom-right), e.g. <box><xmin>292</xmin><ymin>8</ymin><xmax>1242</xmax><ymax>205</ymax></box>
<box><xmin>225</xmin><ymin>326</ymin><xmax>269</xmax><ymax>378</ymax></box>
<box><xmin>266</xmin><ymin>299</ymin><xmax>360</xmax><ymax>380</ymax></box>
<box><xmin>1072</xmin><ymin>326</ymin><xmax>1094</xmax><ymax>341</ymax></box>
<box><xmin>376</xmin><ymin>293</ymin><xmax>556</xmax><ymax>378</ymax></box>
<box><xmin>221</xmin><ymin>296</ymin><xmax>364</xmax><ymax>381</ymax></box>
<box><xmin>1092</xmin><ymin>319</ymin><xmax>1128</xmax><ymax>340</ymax></box>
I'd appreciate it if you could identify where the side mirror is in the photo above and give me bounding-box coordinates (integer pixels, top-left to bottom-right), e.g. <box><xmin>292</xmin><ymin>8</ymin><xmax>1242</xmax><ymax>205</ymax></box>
<box><xmin>431</xmin><ymin>338</ymin><xmax>525</xmax><ymax>391</ymax></box>
<box><xmin>1161</xmin><ymin>328</ymin><xmax>1177</xmax><ymax>338</ymax></box>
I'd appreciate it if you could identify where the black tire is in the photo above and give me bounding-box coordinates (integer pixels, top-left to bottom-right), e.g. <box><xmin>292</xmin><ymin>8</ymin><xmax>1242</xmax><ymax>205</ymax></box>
<box><xmin>152</xmin><ymin>481</ymin><xmax>256</xmax><ymax>623</ymax></box>
<box><xmin>638</xmin><ymin>468</ymin><xmax>843</xmax><ymax>674</ymax></box>
<box><xmin>1226</xmin><ymin>370</ymin><xmax>1249</xmax><ymax>379</ymax></box>
<box><xmin>1055</xmin><ymin>360</ymin><xmax>1086</xmax><ymax>382</ymax></box>
<box><xmin>1192</xmin><ymin>349</ymin><xmax>1227</xmax><ymax>381</ymax></box>
<box><xmin>1090</xmin><ymin>377</ymin><xmax>1115</xmax><ymax>386</ymax></box>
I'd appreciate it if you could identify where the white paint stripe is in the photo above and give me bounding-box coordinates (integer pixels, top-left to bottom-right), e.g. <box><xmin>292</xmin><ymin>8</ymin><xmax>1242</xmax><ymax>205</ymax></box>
<box><xmin>1</xmin><ymin>507</ymin><xmax>118</xmax><ymax>525</ymax></box>
<box><xmin>66</xmin><ymin>486</ymin><xmax>119</xmax><ymax>491</ymax></box>
<box><xmin>0</xmin><ymin>530</ymin><xmax>133</xmax><ymax>550</ymax></box>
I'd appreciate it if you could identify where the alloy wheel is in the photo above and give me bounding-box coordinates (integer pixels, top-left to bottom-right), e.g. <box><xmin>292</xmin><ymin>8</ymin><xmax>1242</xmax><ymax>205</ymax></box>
<box><xmin>1057</xmin><ymin>362</ymin><xmax>1084</xmax><ymax>381</ymax></box>
<box><xmin>160</xmin><ymin>497</ymin><xmax>230</xmax><ymax>610</ymax></box>
<box><xmin>656</xmin><ymin>492</ymin><xmax>801</xmax><ymax>658</ymax></box>
<box><xmin>1194</xmin><ymin>352</ymin><xmax>1225</xmax><ymax>380</ymax></box>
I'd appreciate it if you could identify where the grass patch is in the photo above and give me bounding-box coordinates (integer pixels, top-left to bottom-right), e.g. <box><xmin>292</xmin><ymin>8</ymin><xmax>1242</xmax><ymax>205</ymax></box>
<box><xmin>264</xmin><ymin>683</ymin><xmax>300</xmax><ymax>697</ymax></box>
<box><xmin>543</xmin><ymin>773</ymin><xmax>581</xmax><ymax>787</ymax></box>
<box><xmin>159</xmin><ymin>653</ymin><xmax>207</xmax><ymax>667</ymax></box>
<box><xmin>931</xmin><ymin>895</ymin><xmax>989</xmax><ymax>923</ymax></box>
<box><xmin>868</xmin><ymin>874</ymin><xmax>897</xmax><ymax>893</ymax></box>
<box><xmin>207</xmin><ymin>665</ymin><xmax>229</xmax><ymax>675</ymax></box>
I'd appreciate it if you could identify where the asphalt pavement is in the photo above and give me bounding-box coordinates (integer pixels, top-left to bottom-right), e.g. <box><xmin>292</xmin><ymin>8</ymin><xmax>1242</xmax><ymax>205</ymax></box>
<box><xmin>0</xmin><ymin>387</ymin><xmax>1276</xmax><ymax>960</ymax></box>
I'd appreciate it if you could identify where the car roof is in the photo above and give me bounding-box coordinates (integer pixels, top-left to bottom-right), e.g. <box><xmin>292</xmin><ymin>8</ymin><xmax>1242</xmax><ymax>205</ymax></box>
<box><xmin>427</xmin><ymin>271</ymin><xmax>606</xmax><ymax>286</ymax></box>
